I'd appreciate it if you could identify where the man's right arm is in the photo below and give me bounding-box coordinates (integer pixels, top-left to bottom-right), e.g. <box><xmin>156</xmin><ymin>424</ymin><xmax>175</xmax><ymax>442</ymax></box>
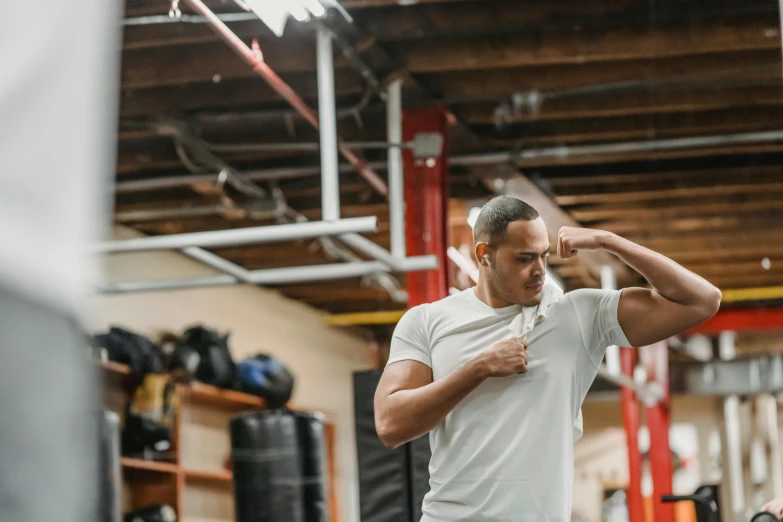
<box><xmin>374</xmin><ymin>338</ymin><xmax>529</xmax><ymax>449</ymax></box>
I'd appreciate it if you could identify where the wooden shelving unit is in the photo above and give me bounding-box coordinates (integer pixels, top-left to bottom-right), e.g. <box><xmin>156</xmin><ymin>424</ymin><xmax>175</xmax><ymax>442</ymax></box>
<box><xmin>100</xmin><ymin>360</ymin><xmax>339</xmax><ymax>522</ymax></box>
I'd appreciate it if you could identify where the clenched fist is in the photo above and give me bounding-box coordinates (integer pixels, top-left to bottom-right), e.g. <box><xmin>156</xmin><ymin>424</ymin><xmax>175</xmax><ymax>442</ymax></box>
<box><xmin>761</xmin><ymin>498</ymin><xmax>783</xmax><ymax>519</ymax></box>
<box><xmin>473</xmin><ymin>337</ymin><xmax>529</xmax><ymax>377</ymax></box>
<box><xmin>557</xmin><ymin>226</ymin><xmax>615</xmax><ymax>260</ymax></box>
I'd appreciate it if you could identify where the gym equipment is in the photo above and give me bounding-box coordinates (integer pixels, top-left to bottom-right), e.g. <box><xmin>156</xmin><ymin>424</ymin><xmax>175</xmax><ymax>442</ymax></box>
<box><xmin>750</xmin><ymin>512</ymin><xmax>781</xmax><ymax>522</ymax></box>
<box><xmin>122</xmin><ymin>374</ymin><xmax>178</xmax><ymax>459</ymax></box>
<box><xmin>231</xmin><ymin>409</ymin><xmax>329</xmax><ymax>522</ymax></box>
<box><xmin>123</xmin><ymin>504</ymin><xmax>176</xmax><ymax>522</ymax></box>
<box><xmin>662</xmin><ymin>486</ymin><xmax>720</xmax><ymax>522</ymax></box>
<box><xmin>296</xmin><ymin>413</ymin><xmax>330</xmax><ymax>522</ymax></box>
<box><xmin>353</xmin><ymin>370</ymin><xmax>430</xmax><ymax>522</ymax></box>
<box><xmin>93</xmin><ymin>327</ymin><xmax>165</xmax><ymax>378</ymax></box>
<box><xmin>234</xmin><ymin>354</ymin><xmax>295</xmax><ymax>408</ymax></box>
<box><xmin>176</xmin><ymin>326</ymin><xmax>235</xmax><ymax>388</ymax></box>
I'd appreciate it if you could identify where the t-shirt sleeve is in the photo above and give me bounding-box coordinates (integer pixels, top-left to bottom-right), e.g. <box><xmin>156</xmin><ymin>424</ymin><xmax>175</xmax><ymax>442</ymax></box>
<box><xmin>568</xmin><ymin>288</ymin><xmax>632</xmax><ymax>367</ymax></box>
<box><xmin>386</xmin><ymin>305</ymin><xmax>432</xmax><ymax>368</ymax></box>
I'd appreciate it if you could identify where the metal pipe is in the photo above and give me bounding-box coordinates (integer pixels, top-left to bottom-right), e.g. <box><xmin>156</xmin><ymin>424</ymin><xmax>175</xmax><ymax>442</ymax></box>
<box><xmin>115</xmin><ymin>129</ymin><xmax>783</xmax><ymax>194</ymax></box>
<box><xmin>95</xmin><ymin>216</ymin><xmax>378</xmax><ymax>254</ymax></box>
<box><xmin>719</xmin><ymin>331</ymin><xmax>746</xmax><ymax>520</ymax></box>
<box><xmin>762</xmin><ymin>393</ymin><xmax>783</xmax><ymax>498</ymax></box>
<box><xmin>779</xmin><ymin>0</ymin><xmax>783</xmax><ymax>84</ymax></box>
<box><xmin>180</xmin><ymin>247</ymin><xmax>254</xmax><ymax>283</ymax></box>
<box><xmin>446</xmin><ymin>246</ymin><xmax>479</xmax><ymax>283</ymax></box>
<box><xmin>387</xmin><ymin>79</ymin><xmax>406</xmax><ymax>260</ymax></box>
<box><xmin>99</xmin><ymin>256</ymin><xmax>437</xmax><ymax>294</ymax></box>
<box><xmin>207</xmin><ymin>141</ymin><xmax>410</xmax><ymax>153</ymax></box>
<box><xmin>317</xmin><ymin>27</ymin><xmax>340</xmax><ymax>221</ymax></box>
<box><xmin>339</xmin><ymin>233</ymin><xmax>438</xmax><ymax>271</ymax></box>
<box><xmin>601</xmin><ymin>265</ymin><xmax>622</xmax><ymax>375</ymax></box>
<box><xmin>122</xmin><ymin>12</ymin><xmax>257</xmax><ymax>25</ymax></box>
<box><xmin>181</xmin><ymin>0</ymin><xmax>389</xmax><ymax>198</ymax></box>
<box><xmin>596</xmin><ymin>364</ymin><xmax>658</xmax><ymax>402</ymax></box>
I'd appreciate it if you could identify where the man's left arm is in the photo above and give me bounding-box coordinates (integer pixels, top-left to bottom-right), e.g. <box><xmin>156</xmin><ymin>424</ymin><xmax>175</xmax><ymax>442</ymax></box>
<box><xmin>559</xmin><ymin>227</ymin><xmax>722</xmax><ymax>348</ymax></box>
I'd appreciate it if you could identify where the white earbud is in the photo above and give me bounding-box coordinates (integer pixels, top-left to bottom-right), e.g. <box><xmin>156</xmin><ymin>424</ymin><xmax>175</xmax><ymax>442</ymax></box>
<box><xmin>483</xmin><ymin>254</ymin><xmax>490</xmax><ymax>266</ymax></box>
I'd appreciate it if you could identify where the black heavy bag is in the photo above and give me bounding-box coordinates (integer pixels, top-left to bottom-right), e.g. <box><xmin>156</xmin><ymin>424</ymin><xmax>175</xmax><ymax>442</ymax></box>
<box><xmin>235</xmin><ymin>354</ymin><xmax>295</xmax><ymax>408</ymax></box>
<box><xmin>93</xmin><ymin>327</ymin><xmax>165</xmax><ymax>377</ymax></box>
<box><xmin>231</xmin><ymin>410</ymin><xmax>305</xmax><ymax>522</ymax></box>
<box><xmin>353</xmin><ymin>370</ymin><xmax>411</xmax><ymax>522</ymax></box>
<box><xmin>123</xmin><ymin>505</ymin><xmax>177</xmax><ymax>522</ymax></box>
<box><xmin>295</xmin><ymin>412</ymin><xmax>330</xmax><ymax>522</ymax></box>
<box><xmin>177</xmin><ymin>326</ymin><xmax>235</xmax><ymax>388</ymax></box>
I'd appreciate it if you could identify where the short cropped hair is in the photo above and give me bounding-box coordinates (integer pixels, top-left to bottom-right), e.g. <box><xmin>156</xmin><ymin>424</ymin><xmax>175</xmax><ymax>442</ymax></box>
<box><xmin>473</xmin><ymin>196</ymin><xmax>540</xmax><ymax>246</ymax></box>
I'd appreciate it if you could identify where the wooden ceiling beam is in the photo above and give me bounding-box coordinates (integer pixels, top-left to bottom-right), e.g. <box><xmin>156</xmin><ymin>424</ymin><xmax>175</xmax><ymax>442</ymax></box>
<box><xmin>358</xmin><ymin>0</ymin><xmax>776</xmax><ymax>42</ymax></box>
<box><xmin>516</xmin><ymin>143</ymin><xmax>783</xmax><ymax>169</ymax></box>
<box><xmin>119</xmin><ymin>73</ymin><xmax>366</xmax><ymax>117</ymax></box>
<box><xmin>556</xmin><ymin>260</ymin><xmax>783</xmax><ymax>279</ymax></box>
<box><xmin>121</xmin><ymin>40</ymin><xmax>349</xmax><ymax>89</ymax></box>
<box><xmin>547</xmin><ymin>164</ymin><xmax>781</xmax><ymax>188</ymax></box>
<box><xmin>123</xmin><ymin>20</ymin><xmax>270</xmax><ymax>51</ymax></box>
<box><xmin>485</xmin><ymin>118</ymin><xmax>783</xmax><ymax>148</ymax></box>
<box><xmin>394</xmin><ymin>18</ymin><xmax>779</xmax><ymax>73</ymax></box>
<box><xmin>120</xmin><ymin>18</ymin><xmax>777</xmax><ymax>88</ymax></box>
<box><xmin>572</xmin><ymin>198</ymin><xmax>783</xmax><ymax>223</ymax></box>
<box><xmin>455</xmin><ymin>84</ymin><xmax>783</xmax><ymax>124</ymax></box>
<box><xmin>599</xmin><ymin>214</ymin><xmax>783</xmax><ymax>237</ymax></box>
<box><xmin>634</xmin><ymin>229</ymin><xmax>783</xmax><ymax>252</ymax></box>
<box><xmin>476</xmin><ymin>105</ymin><xmax>783</xmax><ymax>144</ymax></box>
<box><xmin>555</xmin><ymin>181</ymin><xmax>783</xmax><ymax>205</ymax></box>
<box><xmin>698</xmin><ymin>273</ymin><xmax>783</xmax><ymax>289</ymax></box>
<box><xmin>424</xmin><ymin>50</ymin><xmax>780</xmax><ymax>101</ymax></box>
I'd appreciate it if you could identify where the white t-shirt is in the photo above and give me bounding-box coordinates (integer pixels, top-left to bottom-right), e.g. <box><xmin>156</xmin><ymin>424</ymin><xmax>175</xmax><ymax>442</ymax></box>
<box><xmin>386</xmin><ymin>284</ymin><xmax>630</xmax><ymax>522</ymax></box>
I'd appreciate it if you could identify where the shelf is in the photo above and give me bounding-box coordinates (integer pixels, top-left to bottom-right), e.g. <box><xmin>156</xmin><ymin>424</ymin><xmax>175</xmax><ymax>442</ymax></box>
<box><xmin>185</xmin><ymin>382</ymin><xmax>266</xmax><ymax>410</ymax></box>
<box><xmin>121</xmin><ymin>457</ymin><xmax>179</xmax><ymax>474</ymax></box>
<box><xmin>97</xmin><ymin>360</ymin><xmax>267</xmax><ymax>409</ymax></box>
<box><xmin>183</xmin><ymin>468</ymin><xmax>233</xmax><ymax>483</ymax></box>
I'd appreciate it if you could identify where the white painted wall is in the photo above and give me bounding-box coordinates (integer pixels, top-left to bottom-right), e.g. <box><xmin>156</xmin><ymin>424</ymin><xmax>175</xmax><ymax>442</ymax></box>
<box><xmin>88</xmin><ymin>228</ymin><xmax>372</xmax><ymax>522</ymax></box>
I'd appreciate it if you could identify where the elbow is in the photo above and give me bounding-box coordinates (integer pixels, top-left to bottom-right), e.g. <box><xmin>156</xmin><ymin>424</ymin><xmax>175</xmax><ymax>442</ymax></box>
<box><xmin>376</xmin><ymin>419</ymin><xmax>404</xmax><ymax>450</ymax></box>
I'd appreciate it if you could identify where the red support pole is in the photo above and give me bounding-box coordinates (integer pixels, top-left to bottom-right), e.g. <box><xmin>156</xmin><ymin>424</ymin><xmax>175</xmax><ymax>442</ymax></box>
<box><xmin>643</xmin><ymin>342</ymin><xmax>675</xmax><ymax>522</ymax></box>
<box><xmin>621</xmin><ymin>347</ymin><xmax>645</xmax><ymax>522</ymax></box>
<box><xmin>403</xmin><ymin>107</ymin><xmax>450</xmax><ymax>306</ymax></box>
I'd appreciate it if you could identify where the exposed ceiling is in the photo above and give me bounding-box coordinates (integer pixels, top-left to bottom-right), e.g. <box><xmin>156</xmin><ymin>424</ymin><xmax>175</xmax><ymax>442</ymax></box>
<box><xmin>115</xmin><ymin>0</ymin><xmax>783</xmax><ymax>345</ymax></box>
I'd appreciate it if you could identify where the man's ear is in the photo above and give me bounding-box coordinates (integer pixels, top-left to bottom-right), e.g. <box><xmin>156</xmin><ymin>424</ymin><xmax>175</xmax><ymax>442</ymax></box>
<box><xmin>475</xmin><ymin>242</ymin><xmax>490</xmax><ymax>267</ymax></box>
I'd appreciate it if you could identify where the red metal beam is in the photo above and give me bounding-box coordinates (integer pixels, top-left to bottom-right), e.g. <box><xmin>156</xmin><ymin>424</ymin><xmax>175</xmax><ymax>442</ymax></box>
<box><xmin>404</xmin><ymin>106</ymin><xmax>450</xmax><ymax>305</ymax></box>
<box><xmin>643</xmin><ymin>342</ymin><xmax>675</xmax><ymax>522</ymax></box>
<box><xmin>181</xmin><ymin>0</ymin><xmax>389</xmax><ymax>198</ymax></box>
<box><xmin>688</xmin><ymin>308</ymin><xmax>783</xmax><ymax>334</ymax></box>
<box><xmin>620</xmin><ymin>347</ymin><xmax>645</xmax><ymax>522</ymax></box>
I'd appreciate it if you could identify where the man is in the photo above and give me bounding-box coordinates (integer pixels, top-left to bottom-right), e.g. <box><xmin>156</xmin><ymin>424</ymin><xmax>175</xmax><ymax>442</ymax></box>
<box><xmin>0</xmin><ymin>2</ymin><xmax>121</xmax><ymax>522</ymax></box>
<box><xmin>762</xmin><ymin>498</ymin><xmax>783</xmax><ymax>519</ymax></box>
<box><xmin>374</xmin><ymin>196</ymin><xmax>722</xmax><ymax>522</ymax></box>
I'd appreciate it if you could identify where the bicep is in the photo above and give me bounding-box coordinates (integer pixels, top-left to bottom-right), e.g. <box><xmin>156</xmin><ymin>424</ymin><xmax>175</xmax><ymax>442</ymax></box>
<box><xmin>375</xmin><ymin>360</ymin><xmax>433</xmax><ymax>404</ymax></box>
<box><xmin>617</xmin><ymin>287</ymin><xmax>710</xmax><ymax>347</ymax></box>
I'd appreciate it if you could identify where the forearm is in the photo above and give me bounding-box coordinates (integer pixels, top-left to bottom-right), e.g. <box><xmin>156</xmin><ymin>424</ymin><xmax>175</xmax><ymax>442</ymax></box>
<box><xmin>376</xmin><ymin>358</ymin><xmax>487</xmax><ymax>449</ymax></box>
<box><xmin>601</xmin><ymin>233</ymin><xmax>721</xmax><ymax>306</ymax></box>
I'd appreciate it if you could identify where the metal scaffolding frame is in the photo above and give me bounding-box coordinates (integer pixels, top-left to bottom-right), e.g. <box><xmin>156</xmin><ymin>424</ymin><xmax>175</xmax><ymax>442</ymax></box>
<box><xmin>98</xmin><ymin>2</ymin><xmax>438</xmax><ymax>294</ymax></box>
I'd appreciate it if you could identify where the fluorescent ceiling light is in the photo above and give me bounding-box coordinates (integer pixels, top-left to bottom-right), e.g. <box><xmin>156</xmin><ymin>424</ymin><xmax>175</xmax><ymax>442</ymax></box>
<box><xmin>243</xmin><ymin>0</ymin><xmax>348</xmax><ymax>37</ymax></box>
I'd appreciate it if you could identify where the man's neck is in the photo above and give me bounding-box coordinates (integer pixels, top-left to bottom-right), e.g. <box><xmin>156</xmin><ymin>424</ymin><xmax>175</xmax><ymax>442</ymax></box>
<box><xmin>473</xmin><ymin>281</ymin><xmax>515</xmax><ymax>309</ymax></box>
